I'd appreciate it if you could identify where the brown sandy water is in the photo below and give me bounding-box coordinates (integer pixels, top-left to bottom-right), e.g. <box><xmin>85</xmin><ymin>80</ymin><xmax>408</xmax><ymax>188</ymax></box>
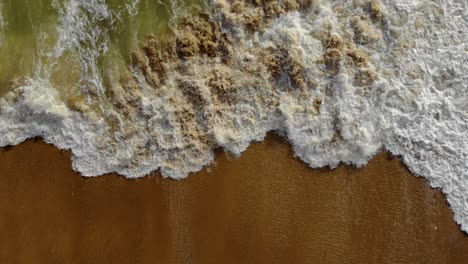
<box><xmin>0</xmin><ymin>134</ymin><xmax>468</xmax><ymax>263</ymax></box>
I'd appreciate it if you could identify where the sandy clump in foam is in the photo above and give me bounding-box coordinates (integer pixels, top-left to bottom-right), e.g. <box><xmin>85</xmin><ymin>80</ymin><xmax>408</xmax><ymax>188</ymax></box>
<box><xmin>99</xmin><ymin>0</ymin><xmax>390</xmax><ymax>178</ymax></box>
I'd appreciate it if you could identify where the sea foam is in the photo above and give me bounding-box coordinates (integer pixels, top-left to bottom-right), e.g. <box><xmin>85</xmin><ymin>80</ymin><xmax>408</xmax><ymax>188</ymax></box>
<box><xmin>1</xmin><ymin>0</ymin><xmax>468</xmax><ymax>230</ymax></box>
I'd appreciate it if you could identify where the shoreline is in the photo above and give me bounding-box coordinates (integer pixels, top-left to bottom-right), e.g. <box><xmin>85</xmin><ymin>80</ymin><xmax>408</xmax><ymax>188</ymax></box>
<box><xmin>1</xmin><ymin>134</ymin><xmax>468</xmax><ymax>263</ymax></box>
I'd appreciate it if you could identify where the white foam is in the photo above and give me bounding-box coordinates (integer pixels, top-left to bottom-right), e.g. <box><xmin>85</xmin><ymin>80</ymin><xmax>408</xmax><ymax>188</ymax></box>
<box><xmin>52</xmin><ymin>0</ymin><xmax>116</xmax><ymax>96</ymax></box>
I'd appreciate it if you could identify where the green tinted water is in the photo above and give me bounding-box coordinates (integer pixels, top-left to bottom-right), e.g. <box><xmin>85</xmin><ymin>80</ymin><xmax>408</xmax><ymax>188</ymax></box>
<box><xmin>0</xmin><ymin>0</ymin><xmax>58</xmax><ymax>95</ymax></box>
<box><xmin>0</xmin><ymin>0</ymin><xmax>208</xmax><ymax>97</ymax></box>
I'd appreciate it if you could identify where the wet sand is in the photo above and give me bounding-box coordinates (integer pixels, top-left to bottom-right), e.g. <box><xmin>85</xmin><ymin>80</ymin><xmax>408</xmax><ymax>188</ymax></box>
<box><xmin>0</xmin><ymin>134</ymin><xmax>468</xmax><ymax>263</ymax></box>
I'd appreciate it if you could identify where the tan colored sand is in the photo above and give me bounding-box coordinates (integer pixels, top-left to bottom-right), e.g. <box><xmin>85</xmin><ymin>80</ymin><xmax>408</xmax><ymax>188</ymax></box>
<box><xmin>0</xmin><ymin>134</ymin><xmax>468</xmax><ymax>263</ymax></box>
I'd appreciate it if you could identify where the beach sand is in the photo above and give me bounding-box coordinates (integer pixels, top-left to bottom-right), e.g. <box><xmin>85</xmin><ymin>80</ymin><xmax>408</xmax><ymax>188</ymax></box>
<box><xmin>1</xmin><ymin>134</ymin><xmax>468</xmax><ymax>263</ymax></box>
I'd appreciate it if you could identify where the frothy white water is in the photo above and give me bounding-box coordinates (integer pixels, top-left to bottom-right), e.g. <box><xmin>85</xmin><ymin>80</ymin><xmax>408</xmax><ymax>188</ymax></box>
<box><xmin>52</xmin><ymin>0</ymin><xmax>117</xmax><ymax>98</ymax></box>
<box><xmin>378</xmin><ymin>0</ymin><xmax>468</xmax><ymax>228</ymax></box>
<box><xmin>1</xmin><ymin>0</ymin><xmax>468</xmax><ymax>231</ymax></box>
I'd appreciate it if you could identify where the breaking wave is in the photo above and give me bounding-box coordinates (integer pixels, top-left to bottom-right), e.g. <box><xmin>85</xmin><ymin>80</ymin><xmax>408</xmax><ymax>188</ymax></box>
<box><xmin>0</xmin><ymin>0</ymin><xmax>468</xmax><ymax>230</ymax></box>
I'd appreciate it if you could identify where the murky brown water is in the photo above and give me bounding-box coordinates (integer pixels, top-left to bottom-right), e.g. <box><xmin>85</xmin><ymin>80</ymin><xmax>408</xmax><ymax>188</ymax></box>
<box><xmin>1</xmin><ymin>134</ymin><xmax>467</xmax><ymax>263</ymax></box>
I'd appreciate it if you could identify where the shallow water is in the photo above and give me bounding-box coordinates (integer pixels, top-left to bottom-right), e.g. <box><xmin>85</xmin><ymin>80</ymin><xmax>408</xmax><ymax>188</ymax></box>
<box><xmin>0</xmin><ymin>0</ymin><xmax>56</xmax><ymax>96</ymax></box>
<box><xmin>0</xmin><ymin>0</ymin><xmax>206</xmax><ymax>97</ymax></box>
<box><xmin>0</xmin><ymin>0</ymin><xmax>468</xmax><ymax>232</ymax></box>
